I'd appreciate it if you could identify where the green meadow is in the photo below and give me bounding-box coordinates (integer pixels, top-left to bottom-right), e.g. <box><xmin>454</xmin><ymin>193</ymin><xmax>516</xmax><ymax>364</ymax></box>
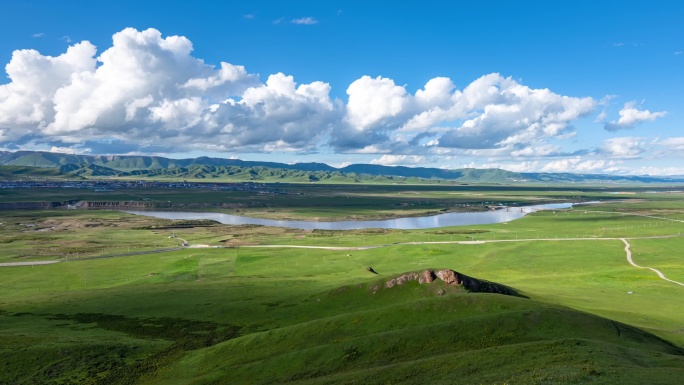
<box><xmin>0</xmin><ymin>186</ymin><xmax>683</xmax><ymax>384</ymax></box>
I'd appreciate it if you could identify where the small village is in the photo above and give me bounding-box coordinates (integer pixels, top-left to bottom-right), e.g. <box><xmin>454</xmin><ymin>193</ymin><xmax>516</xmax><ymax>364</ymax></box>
<box><xmin>0</xmin><ymin>179</ymin><xmax>288</xmax><ymax>194</ymax></box>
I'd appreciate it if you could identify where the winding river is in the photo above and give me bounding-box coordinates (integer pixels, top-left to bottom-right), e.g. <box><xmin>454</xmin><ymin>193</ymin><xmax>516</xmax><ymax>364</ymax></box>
<box><xmin>124</xmin><ymin>202</ymin><xmax>575</xmax><ymax>230</ymax></box>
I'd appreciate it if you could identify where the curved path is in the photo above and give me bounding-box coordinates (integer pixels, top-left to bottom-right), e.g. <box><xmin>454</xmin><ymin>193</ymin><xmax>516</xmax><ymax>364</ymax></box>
<box><xmin>620</xmin><ymin>238</ymin><xmax>684</xmax><ymax>287</ymax></box>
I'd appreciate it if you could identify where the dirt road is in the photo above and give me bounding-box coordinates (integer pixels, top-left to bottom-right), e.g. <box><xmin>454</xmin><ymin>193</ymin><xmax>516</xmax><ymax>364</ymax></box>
<box><xmin>0</xmin><ymin>260</ymin><xmax>61</xmax><ymax>267</ymax></box>
<box><xmin>620</xmin><ymin>238</ymin><xmax>684</xmax><ymax>287</ymax></box>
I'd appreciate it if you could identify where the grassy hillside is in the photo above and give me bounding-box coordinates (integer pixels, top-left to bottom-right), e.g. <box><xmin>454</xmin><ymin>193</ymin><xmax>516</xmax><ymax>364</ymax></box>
<box><xmin>0</xmin><ymin>151</ymin><xmax>337</xmax><ymax>173</ymax></box>
<box><xmin>0</xmin><ymin>165</ymin><xmax>73</xmax><ymax>180</ymax></box>
<box><xmin>153</xmin><ymin>292</ymin><xmax>682</xmax><ymax>385</ymax></box>
<box><xmin>115</xmin><ymin>165</ymin><xmax>430</xmax><ymax>184</ymax></box>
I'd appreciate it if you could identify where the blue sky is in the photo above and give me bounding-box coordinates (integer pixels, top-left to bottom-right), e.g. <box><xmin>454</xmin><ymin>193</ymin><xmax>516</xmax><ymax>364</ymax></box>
<box><xmin>0</xmin><ymin>0</ymin><xmax>682</xmax><ymax>174</ymax></box>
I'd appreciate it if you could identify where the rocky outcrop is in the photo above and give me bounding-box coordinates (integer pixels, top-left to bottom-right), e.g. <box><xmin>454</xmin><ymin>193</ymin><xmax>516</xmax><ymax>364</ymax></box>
<box><xmin>435</xmin><ymin>269</ymin><xmax>458</xmax><ymax>284</ymax></box>
<box><xmin>383</xmin><ymin>269</ymin><xmax>516</xmax><ymax>295</ymax></box>
<box><xmin>419</xmin><ymin>270</ymin><xmax>436</xmax><ymax>284</ymax></box>
<box><xmin>385</xmin><ymin>272</ymin><xmax>420</xmax><ymax>288</ymax></box>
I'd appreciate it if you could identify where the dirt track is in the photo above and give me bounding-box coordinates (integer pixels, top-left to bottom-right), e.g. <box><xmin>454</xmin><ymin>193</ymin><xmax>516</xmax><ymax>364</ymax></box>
<box><xmin>0</xmin><ymin>260</ymin><xmax>61</xmax><ymax>267</ymax></box>
<box><xmin>620</xmin><ymin>238</ymin><xmax>684</xmax><ymax>287</ymax></box>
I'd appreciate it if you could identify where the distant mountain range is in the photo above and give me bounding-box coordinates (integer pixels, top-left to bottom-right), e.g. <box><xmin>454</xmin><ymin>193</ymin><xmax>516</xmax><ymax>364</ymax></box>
<box><xmin>1</xmin><ymin>150</ymin><xmax>683</xmax><ymax>184</ymax></box>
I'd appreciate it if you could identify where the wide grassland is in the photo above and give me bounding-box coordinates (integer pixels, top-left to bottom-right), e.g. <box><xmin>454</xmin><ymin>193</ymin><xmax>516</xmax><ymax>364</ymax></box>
<box><xmin>0</xmin><ymin>186</ymin><xmax>682</xmax><ymax>384</ymax></box>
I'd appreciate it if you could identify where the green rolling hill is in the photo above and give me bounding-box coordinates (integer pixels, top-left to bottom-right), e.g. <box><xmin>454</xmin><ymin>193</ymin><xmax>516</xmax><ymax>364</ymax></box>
<box><xmin>4</xmin><ymin>267</ymin><xmax>682</xmax><ymax>384</ymax></box>
<box><xmin>2</xmin><ymin>150</ymin><xmax>684</xmax><ymax>184</ymax></box>
<box><xmin>154</xmin><ymin>289</ymin><xmax>683</xmax><ymax>385</ymax></box>
<box><xmin>0</xmin><ymin>165</ymin><xmax>74</xmax><ymax>180</ymax></box>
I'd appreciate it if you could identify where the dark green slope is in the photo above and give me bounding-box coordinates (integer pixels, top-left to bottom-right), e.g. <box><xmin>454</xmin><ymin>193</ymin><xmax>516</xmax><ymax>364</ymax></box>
<box><xmin>460</xmin><ymin>167</ymin><xmax>520</xmax><ymax>182</ymax></box>
<box><xmin>117</xmin><ymin>165</ymin><xmax>333</xmax><ymax>181</ymax></box>
<box><xmin>0</xmin><ymin>151</ymin><xmax>337</xmax><ymax>172</ymax></box>
<box><xmin>63</xmin><ymin>163</ymin><xmax>120</xmax><ymax>177</ymax></box>
<box><xmin>338</xmin><ymin>165</ymin><xmax>523</xmax><ymax>183</ymax></box>
<box><xmin>145</xmin><ymin>278</ymin><xmax>683</xmax><ymax>385</ymax></box>
<box><xmin>56</xmin><ymin>164</ymin><xmax>412</xmax><ymax>184</ymax></box>
<box><xmin>340</xmin><ymin>164</ymin><xmax>468</xmax><ymax>179</ymax></box>
<box><xmin>0</xmin><ymin>165</ymin><xmax>73</xmax><ymax>179</ymax></box>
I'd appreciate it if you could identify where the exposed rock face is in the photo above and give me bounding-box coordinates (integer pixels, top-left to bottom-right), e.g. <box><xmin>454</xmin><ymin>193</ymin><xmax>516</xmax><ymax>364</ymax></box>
<box><xmin>385</xmin><ymin>272</ymin><xmax>420</xmax><ymax>288</ymax></box>
<box><xmin>382</xmin><ymin>269</ymin><xmax>516</xmax><ymax>296</ymax></box>
<box><xmin>435</xmin><ymin>270</ymin><xmax>458</xmax><ymax>285</ymax></box>
<box><xmin>419</xmin><ymin>270</ymin><xmax>436</xmax><ymax>284</ymax></box>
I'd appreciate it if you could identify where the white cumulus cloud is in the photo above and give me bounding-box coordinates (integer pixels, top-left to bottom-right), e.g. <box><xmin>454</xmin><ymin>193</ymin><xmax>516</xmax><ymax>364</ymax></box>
<box><xmin>212</xmin><ymin>73</ymin><xmax>339</xmax><ymax>150</ymax></box>
<box><xmin>604</xmin><ymin>101</ymin><xmax>666</xmax><ymax>131</ymax></box>
<box><xmin>510</xmin><ymin>145</ymin><xmax>560</xmax><ymax>157</ymax></box>
<box><xmin>600</xmin><ymin>137</ymin><xmax>647</xmax><ymax>158</ymax></box>
<box><xmin>334</xmin><ymin>73</ymin><xmax>595</xmax><ymax>153</ymax></box>
<box><xmin>345</xmin><ymin>75</ymin><xmax>410</xmax><ymax>131</ymax></box>
<box><xmin>0</xmin><ymin>41</ymin><xmax>97</xmax><ymax>138</ymax></box>
<box><xmin>461</xmin><ymin>161</ymin><xmax>540</xmax><ymax>173</ymax></box>
<box><xmin>0</xmin><ymin>27</ymin><xmax>612</xmax><ymax>159</ymax></box>
<box><xmin>629</xmin><ymin>166</ymin><xmax>684</xmax><ymax>176</ymax></box>
<box><xmin>49</xmin><ymin>145</ymin><xmax>87</xmax><ymax>154</ymax></box>
<box><xmin>658</xmin><ymin>137</ymin><xmax>684</xmax><ymax>152</ymax></box>
<box><xmin>0</xmin><ymin>28</ymin><xmax>339</xmax><ymax>152</ymax></box>
<box><xmin>370</xmin><ymin>155</ymin><xmax>426</xmax><ymax>166</ymax></box>
<box><xmin>438</xmin><ymin>75</ymin><xmax>595</xmax><ymax>150</ymax></box>
<box><xmin>541</xmin><ymin>157</ymin><xmax>617</xmax><ymax>173</ymax></box>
